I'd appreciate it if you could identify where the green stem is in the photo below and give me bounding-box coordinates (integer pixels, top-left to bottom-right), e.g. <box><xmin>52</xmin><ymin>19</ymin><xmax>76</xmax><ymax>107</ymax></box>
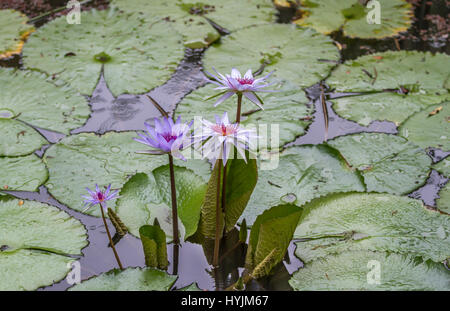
<box><xmin>168</xmin><ymin>154</ymin><xmax>180</xmax><ymax>245</ymax></box>
<box><xmin>213</xmin><ymin>160</ymin><xmax>223</xmax><ymax>267</ymax></box>
<box><xmin>100</xmin><ymin>203</ymin><xmax>123</xmax><ymax>270</ymax></box>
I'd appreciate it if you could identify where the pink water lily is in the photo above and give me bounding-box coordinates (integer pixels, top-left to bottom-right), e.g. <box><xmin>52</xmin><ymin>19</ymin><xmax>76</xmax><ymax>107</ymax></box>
<box><xmin>204</xmin><ymin>68</ymin><xmax>276</xmax><ymax>109</ymax></box>
<box><xmin>82</xmin><ymin>184</ymin><xmax>119</xmax><ymax>212</ymax></box>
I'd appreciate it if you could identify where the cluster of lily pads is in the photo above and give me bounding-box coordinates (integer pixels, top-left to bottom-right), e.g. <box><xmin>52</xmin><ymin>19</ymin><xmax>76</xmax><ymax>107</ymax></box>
<box><xmin>0</xmin><ymin>0</ymin><xmax>449</xmax><ymax>291</ymax></box>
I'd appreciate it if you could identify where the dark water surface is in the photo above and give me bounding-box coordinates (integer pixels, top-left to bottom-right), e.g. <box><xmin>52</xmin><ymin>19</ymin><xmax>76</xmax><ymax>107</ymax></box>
<box><xmin>1</xmin><ymin>0</ymin><xmax>449</xmax><ymax>291</ymax></box>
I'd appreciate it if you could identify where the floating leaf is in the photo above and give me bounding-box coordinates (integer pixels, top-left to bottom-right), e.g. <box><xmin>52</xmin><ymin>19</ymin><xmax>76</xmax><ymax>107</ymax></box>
<box><xmin>327</xmin><ymin>133</ymin><xmax>431</xmax><ymax>194</ymax></box>
<box><xmin>0</xmin><ymin>118</ymin><xmax>47</xmax><ymax>156</ymax></box>
<box><xmin>224</xmin><ymin>159</ymin><xmax>258</xmax><ymax>232</ymax></box>
<box><xmin>289</xmin><ymin>251</ymin><xmax>450</xmax><ymax>291</ymax></box>
<box><xmin>0</xmin><ymin>9</ymin><xmax>34</xmax><ymax>59</ymax></box>
<box><xmin>0</xmin><ymin>197</ymin><xmax>87</xmax><ymax>290</ymax></box>
<box><xmin>139</xmin><ymin>225</ymin><xmax>168</xmax><ymax>269</ymax></box>
<box><xmin>44</xmin><ymin>132</ymin><xmax>210</xmax><ymax>216</ymax></box>
<box><xmin>399</xmin><ymin>103</ymin><xmax>450</xmax><ymax>151</ymax></box>
<box><xmin>0</xmin><ymin>68</ymin><xmax>89</xmax><ymax>135</ymax></box>
<box><xmin>294</xmin><ymin>193</ymin><xmax>450</xmax><ymax>263</ymax></box>
<box><xmin>116</xmin><ymin>167</ymin><xmax>206</xmax><ymax>241</ymax></box>
<box><xmin>245</xmin><ymin>204</ymin><xmax>302</xmax><ymax>276</ymax></box>
<box><xmin>437</xmin><ymin>183</ymin><xmax>450</xmax><ymax>214</ymax></box>
<box><xmin>68</xmin><ymin>267</ymin><xmax>177</xmax><ymax>291</ymax></box>
<box><xmin>177</xmin><ymin>81</ymin><xmax>314</xmax><ymax>148</ymax></box>
<box><xmin>327</xmin><ymin>51</ymin><xmax>450</xmax><ymax>126</ymax></box>
<box><xmin>1</xmin><ymin>154</ymin><xmax>48</xmax><ymax>192</ymax></box>
<box><xmin>434</xmin><ymin>158</ymin><xmax>450</xmax><ymax>178</ymax></box>
<box><xmin>178</xmin><ymin>282</ymin><xmax>201</xmax><ymax>291</ymax></box>
<box><xmin>295</xmin><ymin>0</ymin><xmax>413</xmax><ymax>39</ymax></box>
<box><xmin>241</xmin><ymin>145</ymin><xmax>365</xmax><ymax>225</ymax></box>
<box><xmin>23</xmin><ymin>9</ymin><xmax>184</xmax><ymax>96</ymax></box>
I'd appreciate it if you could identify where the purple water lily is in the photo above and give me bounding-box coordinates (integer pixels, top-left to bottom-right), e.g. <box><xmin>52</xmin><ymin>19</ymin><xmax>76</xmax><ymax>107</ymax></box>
<box><xmin>134</xmin><ymin>116</ymin><xmax>193</xmax><ymax>161</ymax></box>
<box><xmin>204</xmin><ymin>68</ymin><xmax>276</xmax><ymax>109</ymax></box>
<box><xmin>82</xmin><ymin>184</ymin><xmax>119</xmax><ymax>212</ymax></box>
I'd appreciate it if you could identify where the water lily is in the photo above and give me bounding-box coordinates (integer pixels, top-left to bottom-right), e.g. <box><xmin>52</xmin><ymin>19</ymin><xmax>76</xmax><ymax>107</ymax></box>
<box><xmin>195</xmin><ymin>112</ymin><xmax>257</xmax><ymax>166</ymax></box>
<box><xmin>82</xmin><ymin>184</ymin><xmax>119</xmax><ymax>212</ymax></box>
<box><xmin>204</xmin><ymin>68</ymin><xmax>275</xmax><ymax>109</ymax></box>
<box><xmin>134</xmin><ymin>116</ymin><xmax>193</xmax><ymax>161</ymax></box>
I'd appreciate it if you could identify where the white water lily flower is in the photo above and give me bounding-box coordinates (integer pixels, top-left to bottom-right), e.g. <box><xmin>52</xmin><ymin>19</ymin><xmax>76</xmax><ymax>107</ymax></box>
<box><xmin>194</xmin><ymin>112</ymin><xmax>258</xmax><ymax>165</ymax></box>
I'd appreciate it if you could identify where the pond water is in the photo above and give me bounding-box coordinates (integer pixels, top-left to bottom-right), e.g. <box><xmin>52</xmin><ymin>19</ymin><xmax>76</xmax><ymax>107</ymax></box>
<box><xmin>1</xmin><ymin>0</ymin><xmax>449</xmax><ymax>291</ymax></box>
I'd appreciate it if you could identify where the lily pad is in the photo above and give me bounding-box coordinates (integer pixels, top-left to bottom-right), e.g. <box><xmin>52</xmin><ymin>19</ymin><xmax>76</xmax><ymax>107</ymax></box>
<box><xmin>116</xmin><ymin>168</ymin><xmax>207</xmax><ymax>241</ymax></box>
<box><xmin>294</xmin><ymin>193</ymin><xmax>450</xmax><ymax>263</ymax></box>
<box><xmin>327</xmin><ymin>133</ymin><xmax>431</xmax><ymax>194</ymax></box>
<box><xmin>241</xmin><ymin>145</ymin><xmax>365</xmax><ymax>225</ymax></box>
<box><xmin>111</xmin><ymin>0</ymin><xmax>276</xmax><ymax>48</ymax></box>
<box><xmin>68</xmin><ymin>267</ymin><xmax>176</xmax><ymax>291</ymax></box>
<box><xmin>294</xmin><ymin>0</ymin><xmax>413</xmax><ymax>39</ymax></box>
<box><xmin>437</xmin><ymin>183</ymin><xmax>450</xmax><ymax>214</ymax></box>
<box><xmin>0</xmin><ymin>197</ymin><xmax>87</xmax><ymax>290</ymax></box>
<box><xmin>0</xmin><ymin>155</ymin><xmax>48</xmax><ymax>192</ymax></box>
<box><xmin>177</xmin><ymin>81</ymin><xmax>314</xmax><ymax>148</ymax></box>
<box><xmin>203</xmin><ymin>24</ymin><xmax>340</xmax><ymax>89</ymax></box>
<box><xmin>23</xmin><ymin>9</ymin><xmax>185</xmax><ymax>96</ymax></box>
<box><xmin>0</xmin><ymin>118</ymin><xmax>47</xmax><ymax>156</ymax></box>
<box><xmin>434</xmin><ymin>158</ymin><xmax>450</xmax><ymax>177</ymax></box>
<box><xmin>0</xmin><ymin>68</ymin><xmax>89</xmax><ymax>135</ymax></box>
<box><xmin>0</xmin><ymin>9</ymin><xmax>34</xmax><ymax>59</ymax></box>
<box><xmin>289</xmin><ymin>251</ymin><xmax>450</xmax><ymax>291</ymax></box>
<box><xmin>399</xmin><ymin>103</ymin><xmax>450</xmax><ymax>151</ymax></box>
<box><xmin>44</xmin><ymin>132</ymin><xmax>210</xmax><ymax>216</ymax></box>
<box><xmin>328</xmin><ymin>51</ymin><xmax>450</xmax><ymax>126</ymax></box>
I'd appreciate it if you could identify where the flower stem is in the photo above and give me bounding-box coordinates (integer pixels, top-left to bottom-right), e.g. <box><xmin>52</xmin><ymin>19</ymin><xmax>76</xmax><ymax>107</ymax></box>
<box><xmin>172</xmin><ymin>243</ymin><xmax>179</xmax><ymax>275</ymax></box>
<box><xmin>236</xmin><ymin>93</ymin><xmax>243</xmax><ymax>124</ymax></box>
<box><xmin>100</xmin><ymin>203</ymin><xmax>124</xmax><ymax>270</ymax></box>
<box><xmin>213</xmin><ymin>160</ymin><xmax>223</xmax><ymax>267</ymax></box>
<box><xmin>168</xmin><ymin>154</ymin><xmax>180</xmax><ymax>245</ymax></box>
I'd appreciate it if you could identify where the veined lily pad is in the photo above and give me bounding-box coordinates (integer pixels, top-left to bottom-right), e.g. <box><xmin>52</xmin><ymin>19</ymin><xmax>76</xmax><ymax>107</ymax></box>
<box><xmin>0</xmin><ymin>9</ymin><xmax>34</xmax><ymax>59</ymax></box>
<box><xmin>328</xmin><ymin>51</ymin><xmax>450</xmax><ymax>126</ymax></box>
<box><xmin>68</xmin><ymin>267</ymin><xmax>177</xmax><ymax>291</ymax></box>
<box><xmin>203</xmin><ymin>24</ymin><xmax>340</xmax><ymax>89</ymax></box>
<box><xmin>43</xmin><ymin>132</ymin><xmax>210</xmax><ymax>216</ymax></box>
<box><xmin>0</xmin><ymin>197</ymin><xmax>87</xmax><ymax>290</ymax></box>
<box><xmin>294</xmin><ymin>0</ymin><xmax>413</xmax><ymax>39</ymax></box>
<box><xmin>241</xmin><ymin>145</ymin><xmax>365</xmax><ymax>225</ymax></box>
<box><xmin>0</xmin><ymin>155</ymin><xmax>48</xmax><ymax>192</ymax></box>
<box><xmin>399</xmin><ymin>103</ymin><xmax>450</xmax><ymax>151</ymax></box>
<box><xmin>116</xmin><ymin>168</ymin><xmax>206</xmax><ymax>241</ymax></box>
<box><xmin>111</xmin><ymin>0</ymin><xmax>276</xmax><ymax>48</ymax></box>
<box><xmin>289</xmin><ymin>251</ymin><xmax>450</xmax><ymax>291</ymax></box>
<box><xmin>437</xmin><ymin>183</ymin><xmax>450</xmax><ymax>214</ymax></box>
<box><xmin>434</xmin><ymin>158</ymin><xmax>450</xmax><ymax>177</ymax></box>
<box><xmin>23</xmin><ymin>9</ymin><xmax>185</xmax><ymax>96</ymax></box>
<box><xmin>0</xmin><ymin>118</ymin><xmax>47</xmax><ymax>156</ymax></box>
<box><xmin>294</xmin><ymin>193</ymin><xmax>450</xmax><ymax>263</ymax></box>
<box><xmin>327</xmin><ymin>133</ymin><xmax>431</xmax><ymax>194</ymax></box>
<box><xmin>0</xmin><ymin>68</ymin><xmax>89</xmax><ymax>135</ymax></box>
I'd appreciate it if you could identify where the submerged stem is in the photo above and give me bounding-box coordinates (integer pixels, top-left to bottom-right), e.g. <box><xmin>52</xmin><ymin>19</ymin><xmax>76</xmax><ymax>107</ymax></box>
<box><xmin>100</xmin><ymin>203</ymin><xmax>123</xmax><ymax>270</ymax></box>
<box><xmin>213</xmin><ymin>159</ymin><xmax>223</xmax><ymax>267</ymax></box>
<box><xmin>168</xmin><ymin>154</ymin><xmax>180</xmax><ymax>245</ymax></box>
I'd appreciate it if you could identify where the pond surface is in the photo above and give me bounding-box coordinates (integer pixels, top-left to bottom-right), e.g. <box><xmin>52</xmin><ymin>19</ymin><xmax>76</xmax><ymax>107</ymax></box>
<box><xmin>1</xmin><ymin>0</ymin><xmax>449</xmax><ymax>291</ymax></box>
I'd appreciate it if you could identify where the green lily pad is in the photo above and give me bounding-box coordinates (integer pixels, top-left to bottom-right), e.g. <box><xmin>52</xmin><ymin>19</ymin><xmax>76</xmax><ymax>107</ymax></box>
<box><xmin>294</xmin><ymin>193</ymin><xmax>450</xmax><ymax>263</ymax></box>
<box><xmin>177</xmin><ymin>81</ymin><xmax>314</xmax><ymax>148</ymax></box>
<box><xmin>0</xmin><ymin>154</ymin><xmax>48</xmax><ymax>192</ymax></box>
<box><xmin>289</xmin><ymin>251</ymin><xmax>450</xmax><ymax>291</ymax></box>
<box><xmin>434</xmin><ymin>158</ymin><xmax>450</xmax><ymax>177</ymax></box>
<box><xmin>111</xmin><ymin>0</ymin><xmax>276</xmax><ymax>48</ymax></box>
<box><xmin>437</xmin><ymin>183</ymin><xmax>450</xmax><ymax>214</ymax></box>
<box><xmin>68</xmin><ymin>267</ymin><xmax>177</xmax><ymax>291</ymax></box>
<box><xmin>203</xmin><ymin>23</ymin><xmax>340</xmax><ymax>89</ymax></box>
<box><xmin>23</xmin><ymin>9</ymin><xmax>185</xmax><ymax>96</ymax></box>
<box><xmin>295</xmin><ymin>0</ymin><xmax>413</xmax><ymax>39</ymax></box>
<box><xmin>399</xmin><ymin>103</ymin><xmax>450</xmax><ymax>151</ymax></box>
<box><xmin>116</xmin><ymin>168</ymin><xmax>206</xmax><ymax>241</ymax></box>
<box><xmin>0</xmin><ymin>197</ymin><xmax>87</xmax><ymax>290</ymax></box>
<box><xmin>327</xmin><ymin>133</ymin><xmax>431</xmax><ymax>194</ymax></box>
<box><xmin>328</xmin><ymin>51</ymin><xmax>450</xmax><ymax>126</ymax></box>
<box><xmin>0</xmin><ymin>9</ymin><xmax>34</xmax><ymax>58</ymax></box>
<box><xmin>0</xmin><ymin>118</ymin><xmax>47</xmax><ymax>156</ymax></box>
<box><xmin>44</xmin><ymin>132</ymin><xmax>210</xmax><ymax>216</ymax></box>
<box><xmin>241</xmin><ymin>145</ymin><xmax>365</xmax><ymax>225</ymax></box>
<box><xmin>178</xmin><ymin>282</ymin><xmax>201</xmax><ymax>291</ymax></box>
<box><xmin>0</xmin><ymin>68</ymin><xmax>89</xmax><ymax>135</ymax></box>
